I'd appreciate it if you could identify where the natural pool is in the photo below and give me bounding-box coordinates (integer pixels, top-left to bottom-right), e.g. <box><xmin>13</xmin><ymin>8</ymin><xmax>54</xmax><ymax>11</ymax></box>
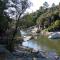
<box><xmin>21</xmin><ymin>30</ymin><xmax>60</xmax><ymax>56</ymax></box>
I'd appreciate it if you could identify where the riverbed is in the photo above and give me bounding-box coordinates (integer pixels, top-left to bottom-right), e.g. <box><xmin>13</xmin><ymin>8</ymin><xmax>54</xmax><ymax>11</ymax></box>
<box><xmin>20</xmin><ymin>30</ymin><xmax>60</xmax><ymax>59</ymax></box>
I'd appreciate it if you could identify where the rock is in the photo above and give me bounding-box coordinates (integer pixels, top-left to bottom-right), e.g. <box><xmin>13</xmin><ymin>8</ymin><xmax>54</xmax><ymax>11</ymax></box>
<box><xmin>48</xmin><ymin>32</ymin><xmax>60</xmax><ymax>39</ymax></box>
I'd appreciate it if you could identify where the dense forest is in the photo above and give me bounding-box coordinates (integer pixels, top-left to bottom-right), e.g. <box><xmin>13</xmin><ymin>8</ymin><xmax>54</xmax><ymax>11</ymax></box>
<box><xmin>21</xmin><ymin>2</ymin><xmax>60</xmax><ymax>31</ymax></box>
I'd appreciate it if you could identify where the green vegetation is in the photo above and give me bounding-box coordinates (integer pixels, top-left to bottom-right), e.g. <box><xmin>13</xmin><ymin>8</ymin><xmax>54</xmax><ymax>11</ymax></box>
<box><xmin>55</xmin><ymin>20</ymin><xmax>60</xmax><ymax>27</ymax></box>
<box><xmin>19</xmin><ymin>13</ymin><xmax>35</xmax><ymax>28</ymax></box>
<box><xmin>0</xmin><ymin>0</ymin><xmax>31</xmax><ymax>52</ymax></box>
<box><xmin>36</xmin><ymin>3</ymin><xmax>60</xmax><ymax>31</ymax></box>
<box><xmin>0</xmin><ymin>0</ymin><xmax>60</xmax><ymax>52</ymax></box>
<box><xmin>20</xmin><ymin>2</ymin><xmax>60</xmax><ymax>31</ymax></box>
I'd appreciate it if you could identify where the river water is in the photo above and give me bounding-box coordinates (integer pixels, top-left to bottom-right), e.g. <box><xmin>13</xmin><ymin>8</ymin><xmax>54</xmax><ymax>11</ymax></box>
<box><xmin>20</xmin><ymin>30</ymin><xmax>41</xmax><ymax>50</ymax></box>
<box><xmin>20</xmin><ymin>30</ymin><xmax>60</xmax><ymax>59</ymax></box>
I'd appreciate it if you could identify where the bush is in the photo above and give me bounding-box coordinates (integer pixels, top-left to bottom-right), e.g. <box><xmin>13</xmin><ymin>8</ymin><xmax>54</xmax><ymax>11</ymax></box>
<box><xmin>55</xmin><ymin>20</ymin><xmax>60</xmax><ymax>27</ymax></box>
<box><xmin>45</xmin><ymin>20</ymin><xmax>60</xmax><ymax>32</ymax></box>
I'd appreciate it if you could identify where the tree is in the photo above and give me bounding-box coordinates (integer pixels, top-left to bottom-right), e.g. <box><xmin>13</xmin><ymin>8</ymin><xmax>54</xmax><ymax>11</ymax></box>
<box><xmin>59</xmin><ymin>2</ymin><xmax>60</xmax><ymax>6</ymax></box>
<box><xmin>43</xmin><ymin>1</ymin><xmax>49</xmax><ymax>9</ymax></box>
<box><xmin>52</xmin><ymin>3</ymin><xmax>55</xmax><ymax>7</ymax></box>
<box><xmin>0</xmin><ymin>0</ymin><xmax>9</xmax><ymax>37</ymax></box>
<box><xmin>5</xmin><ymin>0</ymin><xmax>31</xmax><ymax>51</ymax></box>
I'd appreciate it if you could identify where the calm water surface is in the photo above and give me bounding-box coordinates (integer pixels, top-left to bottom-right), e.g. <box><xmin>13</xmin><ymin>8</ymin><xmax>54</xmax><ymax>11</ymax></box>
<box><xmin>20</xmin><ymin>30</ymin><xmax>60</xmax><ymax>56</ymax></box>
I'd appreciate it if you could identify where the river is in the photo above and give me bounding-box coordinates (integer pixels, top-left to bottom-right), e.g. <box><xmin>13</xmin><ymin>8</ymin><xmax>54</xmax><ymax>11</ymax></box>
<box><xmin>20</xmin><ymin>30</ymin><xmax>60</xmax><ymax>59</ymax></box>
<box><xmin>20</xmin><ymin>30</ymin><xmax>41</xmax><ymax>50</ymax></box>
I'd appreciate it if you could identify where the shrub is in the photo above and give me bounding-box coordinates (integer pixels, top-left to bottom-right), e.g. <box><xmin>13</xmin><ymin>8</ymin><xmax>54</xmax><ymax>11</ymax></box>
<box><xmin>54</xmin><ymin>20</ymin><xmax>60</xmax><ymax>27</ymax></box>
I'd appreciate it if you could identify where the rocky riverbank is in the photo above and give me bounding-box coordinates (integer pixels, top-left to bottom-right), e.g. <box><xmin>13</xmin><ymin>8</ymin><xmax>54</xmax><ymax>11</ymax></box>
<box><xmin>0</xmin><ymin>45</ymin><xmax>48</xmax><ymax>60</ymax></box>
<box><xmin>0</xmin><ymin>44</ymin><xmax>60</xmax><ymax>60</ymax></box>
<box><xmin>0</xmin><ymin>45</ymin><xmax>46</xmax><ymax>60</ymax></box>
<box><xmin>13</xmin><ymin>45</ymin><xmax>48</xmax><ymax>58</ymax></box>
<box><xmin>41</xmin><ymin>31</ymin><xmax>53</xmax><ymax>36</ymax></box>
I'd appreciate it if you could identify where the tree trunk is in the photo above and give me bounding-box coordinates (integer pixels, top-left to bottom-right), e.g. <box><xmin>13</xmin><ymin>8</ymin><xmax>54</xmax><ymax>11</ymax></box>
<box><xmin>7</xmin><ymin>13</ymin><xmax>22</xmax><ymax>52</ymax></box>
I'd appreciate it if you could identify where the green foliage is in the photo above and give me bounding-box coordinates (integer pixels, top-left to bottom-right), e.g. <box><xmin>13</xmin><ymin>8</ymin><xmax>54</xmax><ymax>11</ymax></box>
<box><xmin>54</xmin><ymin>20</ymin><xmax>60</xmax><ymax>27</ymax></box>
<box><xmin>21</xmin><ymin>5</ymin><xmax>48</xmax><ymax>28</ymax></box>
<box><xmin>0</xmin><ymin>0</ymin><xmax>8</xmax><ymax>34</ymax></box>
<box><xmin>0</xmin><ymin>16</ymin><xmax>8</xmax><ymax>32</ymax></box>
<box><xmin>19</xmin><ymin>13</ymin><xmax>37</xmax><ymax>28</ymax></box>
<box><xmin>7</xmin><ymin>0</ymin><xmax>31</xmax><ymax>52</ymax></box>
<box><xmin>45</xmin><ymin>20</ymin><xmax>60</xmax><ymax>32</ymax></box>
<box><xmin>36</xmin><ymin>3</ymin><xmax>60</xmax><ymax>31</ymax></box>
<box><xmin>0</xmin><ymin>0</ymin><xmax>31</xmax><ymax>52</ymax></box>
<box><xmin>20</xmin><ymin>2</ymin><xmax>60</xmax><ymax>32</ymax></box>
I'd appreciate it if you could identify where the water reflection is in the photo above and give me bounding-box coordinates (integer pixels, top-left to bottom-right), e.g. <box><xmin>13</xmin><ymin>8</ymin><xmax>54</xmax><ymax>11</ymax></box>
<box><xmin>22</xmin><ymin>39</ymin><xmax>42</xmax><ymax>50</ymax></box>
<box><xmin>20</xmin><ymin>30</ymin><xmax>60</xmax><ymax>59</ymax></box>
